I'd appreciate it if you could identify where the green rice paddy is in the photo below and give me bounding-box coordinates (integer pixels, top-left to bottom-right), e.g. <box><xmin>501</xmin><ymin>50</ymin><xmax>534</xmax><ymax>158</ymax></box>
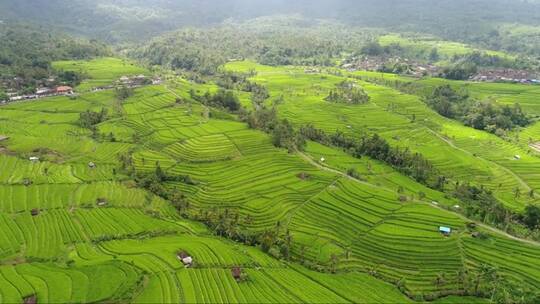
<box><xmin>0</xmin><ymin>58</ymin><xmax>537</xmax><ymax>303</ymax></box>
<box><xmin>378</xmin><ymin>34</ymin><xmax>514</xmax><ymax>63</ymax></box>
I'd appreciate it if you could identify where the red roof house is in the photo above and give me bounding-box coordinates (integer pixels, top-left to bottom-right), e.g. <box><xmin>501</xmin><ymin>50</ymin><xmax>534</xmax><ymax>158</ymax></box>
<box><xmin>56</xmin><ymin>86</ymin><xmax>73</xmax><ymax>94</ymax></box>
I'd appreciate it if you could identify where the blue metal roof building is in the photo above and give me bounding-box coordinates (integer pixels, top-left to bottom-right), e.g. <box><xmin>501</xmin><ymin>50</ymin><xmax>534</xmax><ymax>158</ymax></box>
<box><xmin>439</xmin><ymin>226</ymin><xmax>452</xmax><ymax>234</ymax></box>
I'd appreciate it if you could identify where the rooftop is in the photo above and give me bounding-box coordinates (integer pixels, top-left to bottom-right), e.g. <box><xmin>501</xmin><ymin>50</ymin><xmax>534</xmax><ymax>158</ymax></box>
<box><xmin>439</xmin><ymin>226</ymin><xmax>451</xmax><ymax>234</ymax></box>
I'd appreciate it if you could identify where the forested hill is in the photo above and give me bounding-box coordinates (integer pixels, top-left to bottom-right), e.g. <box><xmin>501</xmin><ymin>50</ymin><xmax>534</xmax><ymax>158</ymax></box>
<box><xmin>2</xmin><ymin>0</ymin><xmax>540</xmax><ymax>44</ymax></box>
<box><xmin>0</xmin><ymin>23</ymin><xmax>109</xmax><ymax>95</ymax></box>
<box><xmin>129</xmin><ymin>17</ymin><xmax>378</xmax><ymax>75</ymax></box>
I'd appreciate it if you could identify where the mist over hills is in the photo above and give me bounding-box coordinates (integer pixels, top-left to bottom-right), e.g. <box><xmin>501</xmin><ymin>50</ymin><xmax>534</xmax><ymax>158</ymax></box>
<box><xmin>1</xmin><ymin>0</ymin><xmax>539</xmax><ymax>42</ymax></box>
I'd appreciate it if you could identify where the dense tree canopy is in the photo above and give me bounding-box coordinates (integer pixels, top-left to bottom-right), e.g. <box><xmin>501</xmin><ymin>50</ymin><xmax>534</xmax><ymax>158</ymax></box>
<box><xmin>426</xmin><ymin>85</ymin><xmax>530</xmax><ymax>134</ymax></box>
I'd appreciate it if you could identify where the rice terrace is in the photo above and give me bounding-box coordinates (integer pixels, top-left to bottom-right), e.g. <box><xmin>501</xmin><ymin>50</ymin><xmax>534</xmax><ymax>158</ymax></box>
<box><xmin>0</xmin><ymin>1</ymin><xmax>540</xmax><ymax>303</ymax></box>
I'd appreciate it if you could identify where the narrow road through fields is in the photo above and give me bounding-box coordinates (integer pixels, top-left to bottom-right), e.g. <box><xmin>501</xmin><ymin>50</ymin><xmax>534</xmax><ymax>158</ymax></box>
<box><xmin>298</xmin><ymin>150</ymin><xmax>540</xmax><ymax>247</ymax></box>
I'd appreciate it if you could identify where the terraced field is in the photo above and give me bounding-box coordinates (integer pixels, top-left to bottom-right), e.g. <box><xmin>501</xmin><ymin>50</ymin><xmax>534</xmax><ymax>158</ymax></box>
<box><xmin>52</xmin><ymin>57</ymin><xmax>148</xmax><ymax>91</ymax></box>
<box><xmin>226</xmin><ymin>61</ymin><xmax>540</xmax><ymax>210</ymax></box>
<box><xmin>378</xmin><ymin>34</ymin><xmax>514</xmax><ymax>63</ymax></box>
<box><xmin>0</xmin><ymin>58</ymin><xmax>537</xmax><ymax>303</ymax></box>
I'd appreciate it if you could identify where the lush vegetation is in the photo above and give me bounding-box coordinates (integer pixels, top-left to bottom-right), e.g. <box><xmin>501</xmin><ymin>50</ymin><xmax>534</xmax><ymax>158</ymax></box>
<box><xmin>325</xmin><ymin>81</ymin><xmax>371</xmax><ymax>104</ymax></box>
<box><xmin>129</xmin><ymin>17</ymin><xmax>376</xmax><ymax>75</ymax></box>
<box><xmin>0</xmin><ymin>23</ymin><xmax>108</xmax><ymax>95</ymax></box>
<box><xmin>425</xmin><ymin>85</ymin><xmax>530</xmax><ymax>134</ymax></box>
<box><xmin>0</xmin><ymin>58</ymin><xmax>538</xmax><ymax>303</ymax></box>
<box><xmin>1</xmin><ymin>1</ymin><xmax>540</xmax><ymax>303</ymax></box>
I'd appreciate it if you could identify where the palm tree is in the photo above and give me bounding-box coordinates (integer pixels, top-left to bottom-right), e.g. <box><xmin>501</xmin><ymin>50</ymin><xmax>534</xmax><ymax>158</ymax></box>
<box><xmin>514</xmin><ymin>187</ymin><xmax>521</xmax><ymax>199</ymax></box>
<box><xmin>329</xmin><ymin>253</ymin><xmax>339</xmax><ymax>273</ymax></box>
<box><xmin>475</xmin><ymin>264</ymin><xmax>497</xmax><ymax>296</ymax></box>
<box><xmin>434</xmin><ymin>272</ymin><xmax>446</xmax><ymax>288</ymax></box>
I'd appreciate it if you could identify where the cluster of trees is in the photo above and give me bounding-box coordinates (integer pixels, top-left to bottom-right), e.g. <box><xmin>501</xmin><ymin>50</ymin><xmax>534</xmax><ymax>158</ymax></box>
<box><xmin>57</xmin><ymin>70</ymin><xmax>84</xmax><ymax>88</ymax></box>
<box><xmin>135</xmin><ymin>164</ymin><xmax>196</xmax><ymax>214</ymax></box>
<box><xmin>325</xmin><ymin>81</ymin><xmax>370</xmax><ymax>104</ymax></box>
<box><xmin>454</xmin><ymin>182</ymin><xmax>539</xmax><ymax>236</ymax></box>
<box><xmin>427</xmin><ymin>264</ymin><xmax>540</xmax><ymax>303</ymax></box>
<box><xmin>195</xmin><ymin>209</ymin><xmax>294</xmax><ymax>260</ymax></box>
<box><xmin>215</xmin><ymin>71</ymin><xmax>251</xmax><ymax>90</ymax></box>
<box><xmin>215</xmin><ymin>71</ymin><xmax>269</xmax><ymax>104</ymax></box>
<box><xmin>115</xmin><ymin>86</ymin><xmax>134</xmax><ymax>101</ymax></box>
<box><xmin>378</xmin><ymin>61</ymin><xmax>416</xmax><ymax>75</ymax></box>
<box><xmin>190</xmin><ymin>89</ymin><xmax>241</xmax><ymax>112</ymax></box>
<box><xmin>521</xmin><ymin>205</ymin><xmax>540</xmax><ymax>231</ymax></box>
<box><xmin>78</xmin><ymin>108</ymin><xmax>108</xmax><ymax>129</ymax></box>
<box><xmin>426</xmin><ymin>85</ymin><xmax>529</xmax><ymax>134</ymax></box>
<box><xmin>244</xmin><ymin>107</ymin><xmax>306</xmax><ymax>152</ymax></box>
<box><xmin>360</xmin><ymin>41</ymin><xmax>408</xmax><ymax>58</ymax></box>
<box><xmin>438</xmin><ymin>63</ymin><xmax>478</xmax><ymax>81</ymax></box>
<box><xmin>0</xmin><ymin>23</ymin><xmax>108</xmax><ymax>94</ymax></box>
<box><xmin>453</xmin><ymin>52</ymin><xmax>514</xmax><ymax>69</ymax></box>
<box><xmin>453</xmin><ymin>183</ymin><xmax>513</xmax><ymax>229</ymax></box>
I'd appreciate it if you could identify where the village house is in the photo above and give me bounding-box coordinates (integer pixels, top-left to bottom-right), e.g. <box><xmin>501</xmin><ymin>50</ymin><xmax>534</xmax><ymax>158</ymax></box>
<box><xmin>56</xmin><ymin>86</ymin><xmax>73</xmax><ymax>95</ymax></box>
<box><xmin>304</xmin><ymin>68</ymin><xmax>320</xmax><ymax>74</ymax></box>
<box><xmin>342</xmin><ymin>56</ymin><xmax>440</xmax><ymax>77</ymax></box>
<box><xmin>29</xmin><ymin>156</ymin><xmax>39</xmax><ymax>162</ymax></box>
<box><xmin>118</xmin><ymin>75</ymin><xmax>150</xmax><ymax>86</ymax></box>
<box><xmin>152</xmin><ymin>77</ymin><xmax>163</xmax><ymax>85</ymax></box>
<box><xmin>470</xmin><ymin>68</ymin><xmax>540</xmax><ymax>84</ymax></box>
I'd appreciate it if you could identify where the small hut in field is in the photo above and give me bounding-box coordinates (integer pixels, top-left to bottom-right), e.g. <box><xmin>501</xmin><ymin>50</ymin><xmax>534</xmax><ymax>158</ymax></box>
<box><xmin>297</xmin><ymin>172</ymin><xmax>310</xmax><ymax>180</ymax></box>
<box><xmin>23</xmin><ymin>294</ymin><xmax>37</xmax><ymax>304</ymax></box>
<box><xmin>177</xmin><ymin>251</ymin><xmax>193</xmax><ymax>267</ymax></box>
<box><xmin>439</xmin><ymin>226</ymin><xmax>451</xmax><ymax>236</ymax></box>
<box><xmin>96</xmin><ymin>198</ymin><xmax>108</xmax><ymax>207</ymax></box>
<box><xmin>231</xmin><ymin>266</ymin><xmax>243</xmax><ymax>282</ymax></box>
<box><xmin>30</xmin><ymin>209</ymin><xmax>39</xmax><ymax>216</ymax></box>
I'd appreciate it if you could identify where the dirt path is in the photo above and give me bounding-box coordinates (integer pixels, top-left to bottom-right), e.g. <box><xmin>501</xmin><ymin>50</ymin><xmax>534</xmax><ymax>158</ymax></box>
<box><xmin>298</xmin><ymin>150</ymin><xmax>540</xmax><ymax>247</ymax></box>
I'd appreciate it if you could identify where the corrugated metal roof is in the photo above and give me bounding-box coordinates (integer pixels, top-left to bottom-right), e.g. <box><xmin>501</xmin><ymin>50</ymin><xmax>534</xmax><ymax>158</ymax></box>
<box><xmin>439</xmin><ymin>226</ymin><xmax>451</xmax><ymax>233</ymax></box>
